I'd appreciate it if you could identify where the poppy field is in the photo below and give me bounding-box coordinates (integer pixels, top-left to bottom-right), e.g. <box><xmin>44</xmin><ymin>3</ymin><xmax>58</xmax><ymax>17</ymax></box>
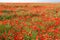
<box><xmin>0</xmin><ymin>3</ymin><xmax>60</xmax><ymax>40</ymax></box>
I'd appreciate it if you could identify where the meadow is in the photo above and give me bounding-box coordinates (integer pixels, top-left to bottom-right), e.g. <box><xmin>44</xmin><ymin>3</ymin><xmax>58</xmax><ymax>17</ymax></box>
<box><xmin>0</xmin><ymin>3</ymin><xmax>60</xmax><ymax>40</ymax></box>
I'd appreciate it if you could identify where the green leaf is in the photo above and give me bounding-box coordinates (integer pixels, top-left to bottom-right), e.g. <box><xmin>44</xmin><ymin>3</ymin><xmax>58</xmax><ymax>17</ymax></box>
<box><xmin>32</xmin><ymin>31</ymin><xmax>38</xmax><ymax>40</ymax></box>
<box><xmin>24</xmin><ymin>34</ymin><xmax>32</xmax><ymax>40</ymax></box>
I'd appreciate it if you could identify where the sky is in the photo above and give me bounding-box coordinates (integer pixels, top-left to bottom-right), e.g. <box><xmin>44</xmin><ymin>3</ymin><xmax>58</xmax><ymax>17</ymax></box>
<box><xmin>0</xmin><ymin>0</ymin><xmax>60</xmax><ymax>3</ymax></box>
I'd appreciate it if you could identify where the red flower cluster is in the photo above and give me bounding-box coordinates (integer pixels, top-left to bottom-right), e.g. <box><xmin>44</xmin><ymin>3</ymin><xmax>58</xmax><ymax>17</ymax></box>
<box><xmin>0</xmin><ymin>3</ymin><xmax>60</xmax><ymax>40</ymax></box>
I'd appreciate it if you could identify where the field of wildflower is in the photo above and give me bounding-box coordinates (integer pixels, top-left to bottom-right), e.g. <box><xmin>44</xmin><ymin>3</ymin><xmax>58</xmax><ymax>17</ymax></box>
<box><xmin>0</xmin><ymin>3</ymin><xmax>60</xmax><ymax>40</ymax></box>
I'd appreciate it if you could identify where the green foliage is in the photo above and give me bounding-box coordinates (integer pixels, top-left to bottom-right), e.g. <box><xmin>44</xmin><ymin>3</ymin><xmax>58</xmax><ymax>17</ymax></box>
<box><xmin>5</xmin><ymin>16</ymin><xmax>12</xmax><ymax>19</ymax></box>
<box><xmin>2</xmin><ymin>10</ymin><xmax>13</xmax><ymax>13</ymax></box>
<box><xmin>24</xmin><ymin>34</ymin><xmax>32</xmax><ymax>40</ymax></box>
<box><xmin>0</xmin><ymin>24</ymin><xmax>12</xmax><ymax>36</ymax></box>
<box><xmin>31</xmin><ymin>31</ymin><xmax>38</xmax><ymax>40</ymax></box>
<box><xmin>0</xmin><ymin>16</ymin><xmax>4</xmax><ymax>20</ymax></box>
<box><xmin>0</xmin><ymin>25</ymin><xmax>5</xmax><ymax>32</ymax></box>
